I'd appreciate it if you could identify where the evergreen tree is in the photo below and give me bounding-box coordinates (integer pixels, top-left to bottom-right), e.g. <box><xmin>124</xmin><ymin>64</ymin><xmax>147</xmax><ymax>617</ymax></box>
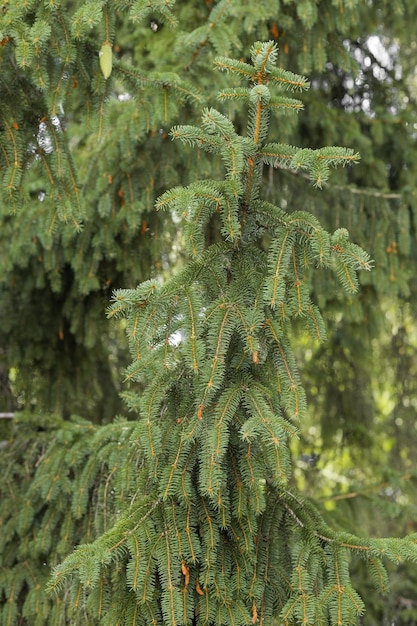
<box><xmin>2</xmin><ymin>1</ymin><xmax>417</xmax><ymax>623</ymax></box>
<box><xmin>10</xmin><ymin>41</ymin><xmax>415</xmax><ymax>626</ymax></box>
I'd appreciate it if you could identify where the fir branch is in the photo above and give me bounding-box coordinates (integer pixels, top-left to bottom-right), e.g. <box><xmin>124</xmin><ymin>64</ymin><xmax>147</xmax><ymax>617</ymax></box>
<box><xmin>218</xmin><ymin>87</ymin><xmax>251</xmax><ymax>102</ymax></box>
<box><xmin>267</xmin><ymin>68</ymin><xmax>310</xmax><ymax>92</ymax></box>
<box><xmin>268</xmin><ymin>96</ymin><xmax>305</xmax><ymax>113</ymax></box>
<box><xmin>214</xmin><ymin>57</ymin><xmax>255</xmax><ymax>80</ymax></box>
<box><xmin>169</xmin><ymin>125</ymin><xmax>223</xmax><ymax>152</ymax></box>
<box><xmin>198</xmin><ymin>301</ymin><xmax>237</xmax><ymax>415</ymax></box>
<box><xmin>48</xmin><ymin>497</ymin><xmax>162</xmax><ymax>594</ymax></box>
<box><xmin>264</xmin><ymin>227</ymin><xmax>296</xmax><ymax>308</ymax></box>
<box><xmin>260</xmin><ymin>142</ymin><xmax>300</xmax><ymax>168</ymax></box>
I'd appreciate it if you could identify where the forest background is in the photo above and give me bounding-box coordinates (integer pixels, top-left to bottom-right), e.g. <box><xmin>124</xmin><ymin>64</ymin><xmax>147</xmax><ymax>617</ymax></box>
<box><xmin>1</xmin><ymin>0</ymin><xmax>417</xmax><ymax>624</ymax></box>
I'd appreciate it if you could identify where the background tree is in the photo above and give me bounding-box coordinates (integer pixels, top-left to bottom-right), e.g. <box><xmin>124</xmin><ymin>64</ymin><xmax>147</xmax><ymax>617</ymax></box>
<box><xmin>2</xmin><ymin>0</ymin><xmax>417</xmax><ymax>624</ymax></box>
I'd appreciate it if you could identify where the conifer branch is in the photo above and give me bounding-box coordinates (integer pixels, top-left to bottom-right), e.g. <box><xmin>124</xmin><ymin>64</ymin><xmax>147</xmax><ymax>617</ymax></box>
<box><xmin>5</xmin><ymin>38</ymin><xmax>410</xmax><ymax>626</ymax></box>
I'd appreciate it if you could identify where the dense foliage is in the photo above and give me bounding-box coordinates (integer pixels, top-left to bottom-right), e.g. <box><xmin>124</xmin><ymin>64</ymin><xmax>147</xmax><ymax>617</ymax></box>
<box><xmin>2</xmin><ymin>1</ymin><xmax>417</xmax><ymax>624</ymax></box>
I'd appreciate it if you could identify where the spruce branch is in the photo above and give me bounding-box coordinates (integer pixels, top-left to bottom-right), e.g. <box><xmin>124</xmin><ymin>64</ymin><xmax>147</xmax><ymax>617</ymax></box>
<box><xmin>45</xmin><ymin>41</ymin><xmax>417</xmax><ymax>626</ymax></box>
